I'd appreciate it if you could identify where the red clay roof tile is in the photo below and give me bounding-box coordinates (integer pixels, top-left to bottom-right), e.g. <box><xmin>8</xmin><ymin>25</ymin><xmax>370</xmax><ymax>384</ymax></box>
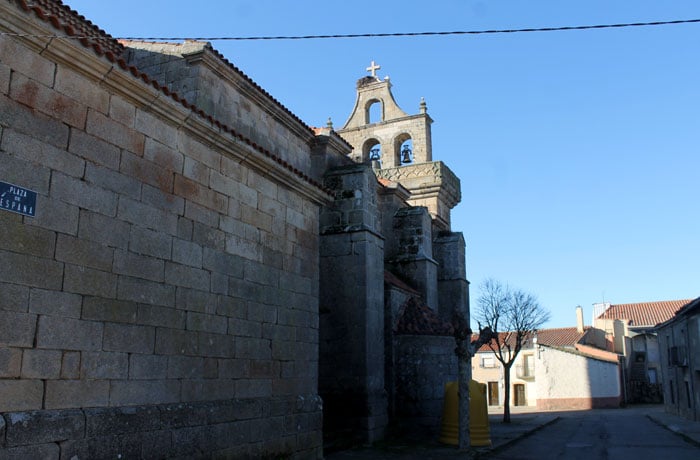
<box><xmin>26</xmin><ymin>0</ymin><xmax>123</xmax><ymax>56</ymax></box>
<box><xmin>474</xmin><ymin>326</ymin><xmax>589</xmax><ymax>352</ymax></box>
<box><xmin>384</xmin><ymin>271</ymin><xmax>419</xmax><ymax>294</ymax></box>
<box><xmin>597</xmin><ymin>299</ymin><xmax>693</xmax><ymax>327</ymax></box>
<box><xmin>10</xmin><ymin>0</ymin><xmax>330</xmax><ymax>196</ymax></box>
<box><xmin>395</xmin><ymin>297</ymin><xmax>453</xmax><ymax>336</ymax></box>
<box><xmin>535</xmin><ymin>326</ymin><xmax>590</xmax><ymax>347</ymax></box>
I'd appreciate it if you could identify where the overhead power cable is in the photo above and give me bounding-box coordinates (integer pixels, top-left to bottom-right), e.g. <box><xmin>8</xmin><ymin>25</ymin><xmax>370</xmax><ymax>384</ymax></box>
<box><xmin>3</xmin><ymin>18</ymin><xmax>700</xmax><ymax>42</ymax></box>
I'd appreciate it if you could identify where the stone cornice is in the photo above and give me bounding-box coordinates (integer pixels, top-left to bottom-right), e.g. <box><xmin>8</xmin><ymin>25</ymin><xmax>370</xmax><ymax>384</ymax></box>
<box><xmin>390</xmin><ymin>253</ymin><xmax>439</xmax><ymax>265</ymax></box>
<box><xmin>311</xmin><ymin>127</ymin><xmax>353</xmax><ymax>156</ymax></box>
<box><xmin>337</xmin><ymin>112</ymin><xmax>434</xmax><ymax>136</ymax></box>
<box><xmin>377</xmin><ymin>179</ymin><xmax>412</xmax><ymax>202</ymax></box>
<box><xmin>375</xmin><ymin>161</ymin><xmax>461</xmax><ymax>210</ymax></box>
<box><xmin>3</xmin><ymin>1</ymin><xmax>331</xmax><ymax>205</ymax></box>
<box><xmin>320</xmin><ymin>224</ymin><xmax>383</xmax><ymax>239</ymax></box>
<box><xmin>183</xmin><ymin>46</ymin><xmax>317</xmax><ymax>145</ymax></box>
<box><xmin>1</xmin><ymin>0</ymin><xmax>58</xmax><ymax>54</ymax></box>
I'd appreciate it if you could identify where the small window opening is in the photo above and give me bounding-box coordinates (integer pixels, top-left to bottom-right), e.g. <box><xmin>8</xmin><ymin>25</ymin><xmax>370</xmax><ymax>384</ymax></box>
<box><xmin>368</xmin><ymin>100</ymin><xmax>382</xmax><ymax>124</ymax></box>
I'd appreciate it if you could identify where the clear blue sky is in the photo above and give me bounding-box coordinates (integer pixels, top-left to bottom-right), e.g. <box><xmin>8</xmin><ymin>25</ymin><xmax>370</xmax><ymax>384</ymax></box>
<box><xmin>64</xmin><ymin>1</ymin><xmax>700</xmax><ymax>329</ymax></box>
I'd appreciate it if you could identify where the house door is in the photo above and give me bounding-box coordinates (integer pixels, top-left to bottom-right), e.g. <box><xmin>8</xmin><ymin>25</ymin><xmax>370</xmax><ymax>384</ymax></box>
<box><xmin>514</xmin><ymin>384</ymin><xmax>527</xmax><ymax>406</ymax></box>
<box><xmin>488</xmin><ymin>382</ymin><xmax>499</xmax><ymax>406</ymax></box>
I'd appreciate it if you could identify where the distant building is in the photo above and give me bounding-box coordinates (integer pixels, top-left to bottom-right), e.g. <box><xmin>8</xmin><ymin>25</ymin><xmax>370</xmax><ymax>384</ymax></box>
<box><xmin>472</xmin><ymin>307</ymin><xmax>623</xmax><ymax>410</ymax></box>
<box><xmin>655</xmin><ymin>297</ymin><xmax>700</xmax><ymax>421</ymax></box>
<box><xmin>535</xmin><ymin>344</ymin><xmax>621</xmax><ymax>410</ymax></box>
<box><xmin>594</xmin><ymin>299</ymin><xmax>693</xmax><ymax>403</ymax></box>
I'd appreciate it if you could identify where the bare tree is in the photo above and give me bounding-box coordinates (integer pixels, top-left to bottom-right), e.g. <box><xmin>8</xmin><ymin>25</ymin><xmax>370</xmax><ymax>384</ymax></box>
<box><xmin>475</xmin><ymin>279</ymin><xmax>550</xmax><ymax>423</ymax></box>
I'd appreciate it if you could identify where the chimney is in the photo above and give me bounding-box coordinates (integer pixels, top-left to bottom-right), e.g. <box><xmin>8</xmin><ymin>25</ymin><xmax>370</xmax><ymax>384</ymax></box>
<box><xmin>576</xmin><ymin>306</ymin><xmax>585</xmax><ymax>333</ymax></box>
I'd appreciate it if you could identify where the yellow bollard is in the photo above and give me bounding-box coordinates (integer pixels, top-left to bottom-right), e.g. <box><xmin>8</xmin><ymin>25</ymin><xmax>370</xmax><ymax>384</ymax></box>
<box><xmin>438</xmin><ymin>381</ymin><xmax>460</xmax><ymax>445</ymax></box>
<box><xmin>439</xmin><ymin>380</ymin><xmax>492</xmax><ymax>447</ymax></box>
<box><xmin>469</xmin><ymin>379</ymin><xmax>492</xmax><ymax>447</ymax></box>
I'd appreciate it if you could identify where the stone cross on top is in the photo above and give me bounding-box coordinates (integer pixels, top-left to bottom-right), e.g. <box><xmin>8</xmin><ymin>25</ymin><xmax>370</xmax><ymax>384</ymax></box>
<box><xmin>366</xmin><ymin>60</ymin><xmax>381</xmax><ymax>78</ymax></box>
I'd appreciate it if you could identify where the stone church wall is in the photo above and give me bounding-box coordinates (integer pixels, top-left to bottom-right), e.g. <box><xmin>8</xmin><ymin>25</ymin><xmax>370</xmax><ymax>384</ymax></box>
<box><xmin>124</xmin><ymin>41</ymin><xmax>315</xmax><ymax>176</ymax></box>
<box><xmin>318</xmin><ymin>165</ymin><xmax>387</xmax><ymax>445</ymax></box>
<box><xmin>0</xmin><ymin>1</ymin><xmax>327</xmax><ymax>457</ymax></box>
<box><xmin>393</xmin><ymin>335</ymin><xmax>458</xmax><ymax>437</ymax></box>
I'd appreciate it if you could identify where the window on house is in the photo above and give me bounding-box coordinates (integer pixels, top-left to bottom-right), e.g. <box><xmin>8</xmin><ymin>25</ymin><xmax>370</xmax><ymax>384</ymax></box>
<box><xmin>481</xmin><ymin>356</ymin><xmax>495</xmax><ymax>368</ymax></box>
<box><xmin>515</xmin><ymin>354</ymin><xmax>535</xmax><ymax>379</ymax></box>
<box><xmin>523</xmin><ymin>354</ymin><xmax>534</xmax><ymax>377</ymax></box>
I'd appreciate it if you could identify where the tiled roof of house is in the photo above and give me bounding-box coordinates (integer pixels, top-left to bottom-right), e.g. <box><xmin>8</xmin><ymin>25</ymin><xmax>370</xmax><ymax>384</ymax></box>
<box><xmin>8</xmin><ymin>0</ymin><xmax>330</xmax><ymax>195</ymax></box>
<box><xmin>597</xmin><ymin>299</ymin><xmax>693</xmax><ymax>328</ymax></box>
<box><xmin>655</xmin><ymin>297</ymin><xmax>700</xmax><ymax>329</ymax></box>
<box><xmin>474</xmin><ymin>326</ymin><xmax>588</xmax><ymax>352</ymax></box>
<box><xmin>545</xmin><ymin>344</ymin><xmax>619</xmax><ymax>364</ymax></box>
<box><xmin>473</xmin><ymin>332</ymin><xmax>517</xmax><ymax>353</ymax></box>
<box><xmin>574</xmin><ymin>343</ymin><xmax>621</xmax><ymax>363</ymax></box>
<box><xmin>395</xmin><ymin>297</ymin><xmax>453</xmax><ymax>336</ymax></box>
<box><xmin>536</xmin><ymin>327</ymin><xmax>589</xmax><ymax>347</ymax></box>
<box><xmin>674</xmin><ymin>297</ymin><xmax>700</xmax><ymax>316</ymax></box>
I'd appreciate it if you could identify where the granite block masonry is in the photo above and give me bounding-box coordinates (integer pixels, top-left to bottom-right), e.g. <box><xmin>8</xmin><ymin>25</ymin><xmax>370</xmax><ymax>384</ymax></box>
<box><xmin>319</xmin><ymin>64</ymin><xmax>469</xmax><ymax>446</ymax></box>
<box><xmin>0</xmin><ymin>1</ymin><xmax>328</xmax><ymax>457</ymax></box>
<box><xmin>319</xmin><ymin>165</ymin><xmax>387</xmax><ymax>444</ymax></box>
<box><xmin>1</xmin><ymin>1</ymin><xmax>471</xmax><ymax>457</ymax></box>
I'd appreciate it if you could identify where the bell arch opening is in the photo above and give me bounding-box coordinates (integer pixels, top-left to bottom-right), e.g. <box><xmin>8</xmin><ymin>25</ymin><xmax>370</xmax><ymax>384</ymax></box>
<box><xmin>363</xmin><ymin>138</ymin><xmax>382</xmax><ymax>164</ymax></box>
<box><xmin>366</xmin><ymin>99</ymin><xmax>383</xmax><ymax>124</ymax></box>
<box><xmin>394</xmin><ymin>133</ymin><xmax>413</xmax><ymax>165</ymax></box>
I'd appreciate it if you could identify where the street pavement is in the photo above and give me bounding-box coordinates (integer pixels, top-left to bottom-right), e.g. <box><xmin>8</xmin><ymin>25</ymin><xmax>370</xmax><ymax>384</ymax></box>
<box><xmin>646</xmin><ymin>407</ymin><xmax>700</xmax><ymax>447</ymax></box>
<box><xmin>488</xmin><ymin>405</ymin><xmax>699</xmax><ymax>459</ymax></box>
<box><xmin>324</xmin><ymin>405</ymin><xmax>699</xmax><ymax>459</ymax></box>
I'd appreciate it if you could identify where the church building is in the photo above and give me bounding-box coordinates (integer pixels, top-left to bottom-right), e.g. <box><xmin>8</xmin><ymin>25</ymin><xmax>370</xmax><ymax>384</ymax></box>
<box><xmin>0</xmin><ymin>1</ymin><xmax>469</xmax><ymax>457</ymax></box>
<box><xmin>319</xmin><ymin>60</ymin><xmax>467</xmax><ymax>446</ymax></box>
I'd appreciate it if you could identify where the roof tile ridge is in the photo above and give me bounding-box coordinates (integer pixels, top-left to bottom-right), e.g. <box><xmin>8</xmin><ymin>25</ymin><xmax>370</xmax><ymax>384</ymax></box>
<box><xmin>25</xmin><ymin>0</ymin><xmax>124</xmax><ymax>54</ymax></box>
<box><xmin>612</xmin><ymin>299</ymin><xmax>693</xmax><ymax>308</ymax></box>
<box><xmin>14</xmin><ymin>0</ymin><xmax>332</xmax><ymax>196</ymax></box>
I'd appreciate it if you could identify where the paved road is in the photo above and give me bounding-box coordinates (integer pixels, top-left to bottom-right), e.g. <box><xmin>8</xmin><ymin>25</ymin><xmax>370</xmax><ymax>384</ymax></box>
<box><xmin>486</xmin><ymin>408</ymin><xmax>699</xmax><ymax>460</ymax></box>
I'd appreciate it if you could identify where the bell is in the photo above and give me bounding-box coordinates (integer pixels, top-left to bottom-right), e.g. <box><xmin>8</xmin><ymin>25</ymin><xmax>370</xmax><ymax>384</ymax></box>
<box><xmin>401</xmin><ymin>146</ymin><xmax>412</xmax><ymax>163</ymax></box>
